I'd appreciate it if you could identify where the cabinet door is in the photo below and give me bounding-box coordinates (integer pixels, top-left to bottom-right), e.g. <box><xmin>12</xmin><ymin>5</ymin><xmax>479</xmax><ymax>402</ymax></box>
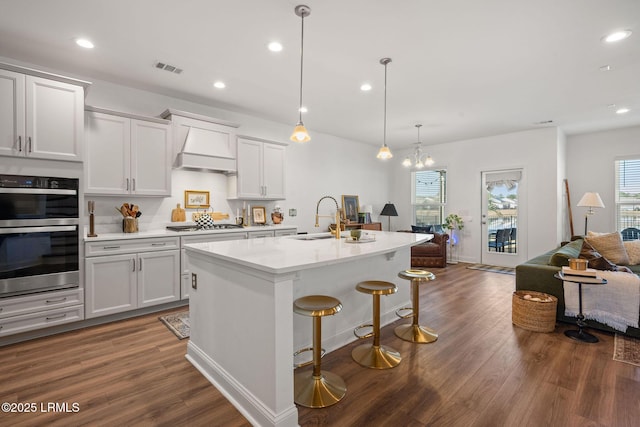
<box><xmin>263</xmin><ymin>143</ymin><xmax>286</xmax><ymax>199</ymax></box>
<box><xmin>85</xmin><ymin>254</ymin><xmax>137</xmax><ymax>318</ymax></box>
<box><xmin>85</xmin><ymin>111</ymin><xmax>131</xmax><ymax>194</ymax></box>
<box><xmin>25</xmin><ymin>76</ymin><xmax>84</xmax><ymax>161</ymax></box>
<box><xmin>137</xmin><ymin>250</ymin><xmax>180</xmax><ymax>307</ymax></box>
<box><xmin>236</xmin><ymin>137</ymin><xmax>263</xmax><ymax>198</ymax></box>
<box><xmin>0</xmin><ymin>69</ymin><xmax>25</xmax><ymax>157</ymax></box>
<box><xmin>131</xmin><ymin>119</ymin><xmax>171</xmax><ymax>196</ymax></box>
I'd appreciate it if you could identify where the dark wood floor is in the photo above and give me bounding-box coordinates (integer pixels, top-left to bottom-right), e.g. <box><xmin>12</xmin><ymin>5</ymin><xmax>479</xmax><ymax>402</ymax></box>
<box><xmin>1</xmin><ymin>263</ymin><xmax>638</xmax><ymax>426</ymax></box>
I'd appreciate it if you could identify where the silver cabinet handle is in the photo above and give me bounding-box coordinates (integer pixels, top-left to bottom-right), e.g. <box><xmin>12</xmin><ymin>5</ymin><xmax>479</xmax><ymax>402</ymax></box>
<box><xmin>132</xmin><ymin>178</ymin><xmax>136</xmax><ymax>191</ymax></box>
<box><xmin>46</xmin><ymin>297</ymin><xmax>68</xmax><ymax>304</ymax></box>
<box><xmin>46</xmin><ymin>313</ymin><xmax>67</xmax><ymax>321</ymax></box>
<box><xmin>103</xmin><ymin>245</ymin><xmax>121</xmax><ymax>250</ymax></box>
<box><xmin>18</xmin><ymin>136</ymin><xmax>22</xmax><ymax>152</ymax></box>
<box><xmin>138</xmin><ymin>258</ymin><xmax>142</xmax><ymax>271</ymax></box>
<box><xmin>126</xmin><ymin>178</ymin><xmax>130</xmax><ymax>191</ymax></box>
<box><xmin>131</xmin><ymin>258</ymin><xmax>135</xmax><ymax>272</ymax></box>
<box><xmin>28</xmin><ymin>136</ymin><xmax>32</xmax><ymax>152</ymax></box>
<box><xmin>151</xmin><ymin>242</ymin><xmax>167</xmax><ymax>246</ymax></box>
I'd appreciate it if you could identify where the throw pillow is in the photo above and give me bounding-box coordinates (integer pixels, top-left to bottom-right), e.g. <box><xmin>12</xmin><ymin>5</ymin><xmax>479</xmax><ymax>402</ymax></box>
<box><xmin>579</xmin><ymin>240</ymin><xmax>619</xmax><ymax>271</ymax></box>
<box><xmin>585</xmin><ymin>232</ymin><xmax>630</xmax><ymax>265</ymax></box>
<box><xmin>549</xmin><ymin>239</ymin><xmax>584</xmax><ymax>267</ymax></box>
<box><xmin>624</xmin><ymin>240</ymin><xmax>640</xmax><ymax>265</ymax></box>
<box><xmin>412</xmin><ymin>225</ymin><xmax>433</xmax><ymax>233</ymax></box>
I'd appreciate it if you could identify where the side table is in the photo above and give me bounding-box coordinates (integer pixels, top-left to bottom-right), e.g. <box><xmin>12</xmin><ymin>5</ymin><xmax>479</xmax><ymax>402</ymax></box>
<box><xmin>554</xmin><ymin>272</ymin><xmax>607</xmax><ymax>343</ymax></box>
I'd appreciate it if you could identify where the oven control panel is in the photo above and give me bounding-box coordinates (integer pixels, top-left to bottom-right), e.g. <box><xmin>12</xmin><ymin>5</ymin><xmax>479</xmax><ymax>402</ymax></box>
<box><xmin>0</xmin><ymin>174</ymin><xmax>78</xmax><ymax>190</ymax></box>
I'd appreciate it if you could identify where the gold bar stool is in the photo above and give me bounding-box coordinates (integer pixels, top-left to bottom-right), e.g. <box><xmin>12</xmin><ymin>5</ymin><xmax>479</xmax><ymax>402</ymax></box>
<box><xmin>293</xmin><ymin>295</ymin><xmax>346</xmax><ymax>408</ymax></box>
<box><xmin>395</xmin><ymin>269</ymin><xmax>438</xmax><ymax>343</ymax></box>
<box><xmin>352</xmin><ymin>281</ymin><xmax>402</xmax><ymax>369</ymax></box>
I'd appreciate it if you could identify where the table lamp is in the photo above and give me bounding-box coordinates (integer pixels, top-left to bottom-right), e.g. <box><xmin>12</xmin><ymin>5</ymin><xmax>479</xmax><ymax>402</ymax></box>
<box><xmin>577</xmin><ymin>192</ymin><xmax>604</xmax><ymax>235</ymax></box>
<box><xmin>380</xmin><ymin>202</ymin><xmax>398</xmax><ymax>231</ymax></box>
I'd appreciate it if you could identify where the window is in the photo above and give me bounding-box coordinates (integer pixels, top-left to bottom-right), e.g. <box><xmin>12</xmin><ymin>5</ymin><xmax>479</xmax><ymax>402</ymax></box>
<box><xmin>615</xmin><ymin>158</ymin><xmax>640</xmax><ymax>236</ymax></box>
<box><xmin>412</xmin><ymin>169</ymin><xmax>446</xmax><ymax>226</ymax></box>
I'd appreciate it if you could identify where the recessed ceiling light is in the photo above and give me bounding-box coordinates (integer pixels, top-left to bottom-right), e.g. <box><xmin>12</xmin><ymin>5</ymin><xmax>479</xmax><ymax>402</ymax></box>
<box><xmin>603</xmin><ymin>30</ymin><xmax>632</xmax><ymax>43</ymax></box>
<box><xmin>599</xmin><ymin>65</ymin><xmax>611</xmax><ymax>71</ymax></box>
<box><xmin>299</xmin><ymin>106</ymin><xmax>308</xmax><ymax>113</ymax></box>
<box><xmin>268</xmin><ymin>42</ymin><xmax>283</xmax><ymax>52</ymax></box>
<box><xmin>75</xmin><ymin>38</ymin><xmax>94</xmax><ymax>49</ymax></box>
<box><xmin>616</xmin><ymin>107</ymin><xmax>630</xmax><ymax>114</ymax></box>
<box><xmin>213</xmin><ymin>81</ymin><xmax>226</xmax><ymax>89</ymax></box>
<box><xmin>360</xmin><ymin>83</ymin><xmax>372</xmax><ymax>91</ymax></box>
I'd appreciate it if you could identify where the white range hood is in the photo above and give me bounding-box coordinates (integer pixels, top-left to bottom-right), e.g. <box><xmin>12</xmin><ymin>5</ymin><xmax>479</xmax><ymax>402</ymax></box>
<box><xmin>162</xmin><ymin>109</ymin><xmax>240</xmax><ymax>173</ymax></box>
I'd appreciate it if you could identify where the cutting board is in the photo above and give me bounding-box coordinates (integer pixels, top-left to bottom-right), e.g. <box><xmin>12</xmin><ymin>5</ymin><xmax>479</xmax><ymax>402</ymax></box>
<box><xmin>192</xmin><ymin>211</ymin><xmax>230</xmax><ymax>222</ymax></box>
<box><xmin>171</xmin><ymin>204</ymin><xmax>186</xmax><ymax>222</ymax></box>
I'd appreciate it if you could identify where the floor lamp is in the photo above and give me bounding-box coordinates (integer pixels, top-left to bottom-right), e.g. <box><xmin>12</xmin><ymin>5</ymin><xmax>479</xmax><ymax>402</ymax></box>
<box><xmin>380</xmin><ymin>203</ymin><xmax>398</xmax><ymax>231</ymax></box>
<box><xmin>577</xmin><ymin>192</ymin><xmax>605</xmax><ymax>235</ymax></box>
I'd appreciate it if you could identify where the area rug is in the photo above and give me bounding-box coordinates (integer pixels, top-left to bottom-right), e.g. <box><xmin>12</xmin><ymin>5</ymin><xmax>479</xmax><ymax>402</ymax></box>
<box><xmin>467</xmin><ymin>264</ymin><xmax>515</xmax><ymax>275</ymax></box>
<box><xmin>159</xmin><ymin>311</ymin><xmax>190</xmax><ymax>340</ymax></box>
<box><xmin>613</xmin><ymin>333</ymin><xmax>640</xmax><ymax>367</ymax></box>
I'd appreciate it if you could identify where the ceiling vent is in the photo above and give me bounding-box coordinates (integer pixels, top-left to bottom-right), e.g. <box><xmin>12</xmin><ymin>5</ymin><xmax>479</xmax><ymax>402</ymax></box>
<box><xmin>155</xmin><ymin>62</ymin><xmax>183</xmax><ymax>74</ymax></box>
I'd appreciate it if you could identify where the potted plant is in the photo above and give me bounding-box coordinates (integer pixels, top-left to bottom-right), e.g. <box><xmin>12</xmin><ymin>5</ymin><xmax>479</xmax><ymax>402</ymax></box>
<box><xmin>444</xmin><ymin>214</ymin><xmax>464</xmax><ymax>263</ymax></box>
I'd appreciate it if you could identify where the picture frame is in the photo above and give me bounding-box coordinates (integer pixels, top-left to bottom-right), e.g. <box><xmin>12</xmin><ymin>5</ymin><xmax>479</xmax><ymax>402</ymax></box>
<box><xmin>252</xmin><ymin>206</ymin><xmax>267</xmax><ymax>224</ymax></box>
<box><xmin>184</xmin><ymin>190</ymin><xmax>210</xmax><ymax>209</ymax></box>
<box><xmin>341</xmin><ymin>195</ymin><xmax>360</xmax><ymax>223</ymax></box>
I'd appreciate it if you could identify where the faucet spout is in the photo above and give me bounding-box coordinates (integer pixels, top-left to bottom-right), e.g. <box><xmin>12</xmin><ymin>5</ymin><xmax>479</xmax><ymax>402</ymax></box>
<box><xmin>315</xmin><ymin>196</ymin><xmax>341</xmax><ymax>239</ymax></box>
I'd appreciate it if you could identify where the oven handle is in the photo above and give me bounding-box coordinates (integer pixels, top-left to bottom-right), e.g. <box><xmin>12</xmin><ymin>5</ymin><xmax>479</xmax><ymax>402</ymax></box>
<box><xmin>0</xmin><ymin>188</ymin><xmax>77</xmax><ymax>195</ymax></box>
<box><xmin>0</xmin><ymin>225</ymin><xmax>77</xmax><ymax>234</ymax></box>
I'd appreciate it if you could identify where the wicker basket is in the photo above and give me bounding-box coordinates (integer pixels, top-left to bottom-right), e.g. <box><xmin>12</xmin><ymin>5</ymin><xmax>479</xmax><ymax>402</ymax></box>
<box><xmin>512</xmin><ymin>290</ymin><xmax>558</xmax><ymax>333</ymax></box>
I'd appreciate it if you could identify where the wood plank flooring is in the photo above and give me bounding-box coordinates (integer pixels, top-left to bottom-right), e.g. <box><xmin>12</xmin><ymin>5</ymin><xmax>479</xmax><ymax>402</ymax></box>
<box><xmin>1</xmin><ymin>263</ymin><xmax>638</xmax><ymax>426</ymax></box>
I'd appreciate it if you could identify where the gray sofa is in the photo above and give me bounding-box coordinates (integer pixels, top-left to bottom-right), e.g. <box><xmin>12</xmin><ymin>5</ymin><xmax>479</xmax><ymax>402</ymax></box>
<box><xmin>515</xmin><ymin>238</ymin><xmax>640</xmax><ymax>338</ymax></box>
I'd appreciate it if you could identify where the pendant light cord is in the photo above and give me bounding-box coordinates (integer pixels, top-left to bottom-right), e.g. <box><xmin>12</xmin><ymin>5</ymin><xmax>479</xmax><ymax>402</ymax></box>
<box><xmin>383</xmin><ymin>61</ymin><xmax>387</xmax><ymax>147</ymax></box>
<box><xmin>298</xmin><ymin>11</ymin><xmax>305</xmax><ymax>123</ymax></box>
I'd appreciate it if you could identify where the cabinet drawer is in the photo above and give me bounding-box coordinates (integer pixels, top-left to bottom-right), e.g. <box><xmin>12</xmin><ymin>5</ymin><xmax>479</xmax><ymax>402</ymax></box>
<box><xmin>0</xmin><ymin>305</ymin><xmax>84</xmax><ymax>336</ymax></box>
<box><xmin>85</xmin><ymin>237</ymin><xmax>179</xmax><ymax>256</ymax></box>
<box><xmin>0</xmin><ymin>288</ymin><xmax>83</xmax><ymax>319</ymax></box>
<box><xmin>247</xmin><ymin>230</ymin><xmax>274</xmax><ymax>239</ymax></box>
<box><xmin>274</xmin><ymin>228</ymin><xmax>297</xmax><ymax>237</ymax></box>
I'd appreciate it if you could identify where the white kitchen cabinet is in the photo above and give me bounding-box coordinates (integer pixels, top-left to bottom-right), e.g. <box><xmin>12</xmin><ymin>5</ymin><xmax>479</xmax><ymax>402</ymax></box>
<box><xmin>85</xmin><ymin>107</ymin><xmax>171</xmax><ymax>196</ymax></box>
<box><xmin>235</xmin><ymin>136</ymin><xmax>286</xmax><ymax>200</ymax></box>
<box><xmin>274</xmin><ymin>228</ymin><xmax>297</xmax><ymax>237</ymax></box>
<box><xmin>0</xmin><ymin>68</ymin><xmax>85</xmax><ymax>161</ymax></box>
<box><xmin>85</xmin><ymin>237</ymin><xmax>180</xmax><ymax>318</ymax></box>
<box><xmin>247</xmin><ymin>230</ymin><xmax>274</xmax><ymax>239</ymax></box>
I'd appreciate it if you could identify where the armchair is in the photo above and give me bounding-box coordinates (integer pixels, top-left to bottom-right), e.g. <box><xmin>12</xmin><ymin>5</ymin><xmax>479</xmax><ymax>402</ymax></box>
<box><xmin>410</xmin><ymin>232</ymin><xmax>449</xmax><ymax>268</ymax></box>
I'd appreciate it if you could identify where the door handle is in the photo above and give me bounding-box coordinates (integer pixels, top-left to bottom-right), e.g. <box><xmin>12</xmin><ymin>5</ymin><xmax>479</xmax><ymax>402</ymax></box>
<box><xmin>126</xmin><ymin>178</ymin><xmax>130</xmax><ymax>191</ymax></box>
<box><xmin>28</xmin><ymin>136</ymin><xmax>32</xmax><ymax>153</ymax></box>
<box><xmin>18</xmin><ymin>136</ymin><xmax>22</xmax><ymax>152</ymax></box>
<box><xmin>132</xmin><ymin>178</ymin><xmax>136</xmax><ymax>191</ymax></box>
<box><xmin>131</xmin><ymin>258</ymin><xmax>135</xmax><ymax>272</ymax></box>
<box><xmin>138</xmin><ymin>258</ymin><xmax>142</xmax><ymax>271</ymax></box>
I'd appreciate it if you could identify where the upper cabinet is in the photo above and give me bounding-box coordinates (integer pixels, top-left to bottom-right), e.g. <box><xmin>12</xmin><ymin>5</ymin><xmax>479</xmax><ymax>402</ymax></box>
<box><xmin>85</xmin><ymin>107</ymin><xmax>171</xmax><ymax>196</ymax></box>
<box><xmin>233</xmin><ymin>135</ymin><xmax>287</xmax><ymax>200</ymax></box>
<box><xmin>0</xmin><ymin>67</ymin><xmax>86</xmax><ymax>161</ymax></box>
<box><xmin>161</xmin><ymin>109</ymin><xmax>239</xmax><ymax>173</ymax></box>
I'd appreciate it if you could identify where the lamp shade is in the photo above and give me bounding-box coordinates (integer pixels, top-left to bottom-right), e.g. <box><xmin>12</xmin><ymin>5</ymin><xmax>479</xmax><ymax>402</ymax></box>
<box><xmin>380</xmin><ymin>203</ymin><xmax>398</xmax><ymax>217</ymax></box>
<box><xmin>577</xmin><ymin>192</ymin><xmax>605</xmax><ymax>209</ymax></box>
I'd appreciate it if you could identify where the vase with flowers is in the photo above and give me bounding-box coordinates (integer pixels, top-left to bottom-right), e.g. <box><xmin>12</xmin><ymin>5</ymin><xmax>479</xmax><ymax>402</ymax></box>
<box><xmin>444</xmin><ymin>213</ymin><xmax>464</xmax><ymax>263</ymax></box>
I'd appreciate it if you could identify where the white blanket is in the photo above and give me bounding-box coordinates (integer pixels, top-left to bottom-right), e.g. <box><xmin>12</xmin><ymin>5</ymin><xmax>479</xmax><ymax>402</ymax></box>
<box><xmin>564</xmin><ymin>271</ymin><xmax>640</xmax><ymax>332</ymax></box>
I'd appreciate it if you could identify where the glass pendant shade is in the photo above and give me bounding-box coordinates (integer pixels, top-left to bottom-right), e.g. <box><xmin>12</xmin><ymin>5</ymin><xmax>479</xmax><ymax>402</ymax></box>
<box><xmin>290</xmin><ymin>122</ymin><xmax>311</xmax><ymax>143</ymax></box>
<box><xmin>377</xmin><ymin>145</ymin><xmax>393</xmax><ymax>159</ymax></box>
<box><xmin>403</xmin><ymin>124</ymin><xmax>434</xmax><ymax>168</ymax></box>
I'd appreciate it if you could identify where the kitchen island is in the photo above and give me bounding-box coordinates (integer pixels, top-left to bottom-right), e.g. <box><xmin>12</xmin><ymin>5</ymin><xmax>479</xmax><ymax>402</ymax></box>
<box><xmin>184</xmin><ymin>231</ymin><xmax>431</xmax><ymax>427</ymax></box>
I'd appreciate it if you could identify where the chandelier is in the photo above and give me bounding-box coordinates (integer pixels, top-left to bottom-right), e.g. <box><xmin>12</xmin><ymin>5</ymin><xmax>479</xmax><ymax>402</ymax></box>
<box><xmin>402</xmin><ymin>124</ymin><xmax>434</xmax><ymax>168</ymax></box>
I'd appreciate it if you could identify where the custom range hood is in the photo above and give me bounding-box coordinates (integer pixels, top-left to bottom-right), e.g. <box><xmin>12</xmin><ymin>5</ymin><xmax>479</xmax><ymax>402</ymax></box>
<box><xmin>162</xmin><ymin>109</ymin><xmax>240</xmax><ymax>173</ymax></box>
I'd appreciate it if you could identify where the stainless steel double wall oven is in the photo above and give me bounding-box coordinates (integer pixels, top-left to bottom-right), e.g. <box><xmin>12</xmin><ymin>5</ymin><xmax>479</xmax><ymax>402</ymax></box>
<box><xmin>0</xmin><ymin>174</ymin><xmax>80</xmax><ymax>297</ymax></box>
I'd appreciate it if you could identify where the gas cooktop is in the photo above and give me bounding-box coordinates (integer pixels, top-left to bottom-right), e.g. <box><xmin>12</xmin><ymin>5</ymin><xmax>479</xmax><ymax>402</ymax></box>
<box><xmin>166</xmin><ymin>224</ymin><xmax>243</xmax><ymax>232</ymax></box>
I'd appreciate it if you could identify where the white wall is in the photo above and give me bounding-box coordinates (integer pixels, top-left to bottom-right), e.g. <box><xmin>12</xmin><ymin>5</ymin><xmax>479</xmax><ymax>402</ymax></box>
<box><xmin>390</xmin><ymin>127</ymin><xmax>564</xmax><ymax>264</ymax></box>
<box><xmin>566</xmin><ymin>125</ymin><xmax>640</xmax><ymax>235</ymax></box>
<box><xmin>20</xmin><ymin>72</ymin><xmax>386</xmax><ymax>233</ymax></box>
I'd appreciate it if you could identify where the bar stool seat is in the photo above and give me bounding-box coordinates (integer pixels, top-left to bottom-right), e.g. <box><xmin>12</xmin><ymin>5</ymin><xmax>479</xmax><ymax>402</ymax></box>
<box><xmin>293</xmin><ymin>295</ymin><xmax>346</xmax><ymax>408</ymax></box>
<box><xmin>395</xmin><ymin>269</ymin><xmax>438</xmax><ymax>343</ymax></box>
<box><xmin>352</xmin><ymin>280</ymin><xmax>402</xmax><ymax>369</ymax></box>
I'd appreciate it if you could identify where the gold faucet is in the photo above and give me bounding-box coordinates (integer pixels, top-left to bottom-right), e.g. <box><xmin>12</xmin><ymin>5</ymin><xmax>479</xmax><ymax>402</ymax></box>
<box><xmin>315</xmin><ymin>196</ymin><xmax>342</xmax><ymax>239</ymax></box>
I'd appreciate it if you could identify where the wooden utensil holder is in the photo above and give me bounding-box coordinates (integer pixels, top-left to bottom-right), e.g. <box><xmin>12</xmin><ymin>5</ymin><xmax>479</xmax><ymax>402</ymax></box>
<box><xmin>123</xmin><ymin>217</ymin><xmax>138</xmax><ymax>233</ymax></box>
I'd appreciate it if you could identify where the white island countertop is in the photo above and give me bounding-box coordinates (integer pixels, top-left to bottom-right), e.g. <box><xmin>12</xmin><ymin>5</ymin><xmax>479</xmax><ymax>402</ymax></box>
<box><xmin>185</xmin><ymin>231</ymin><xmax>432</xmax><ymax>274</ymax></box>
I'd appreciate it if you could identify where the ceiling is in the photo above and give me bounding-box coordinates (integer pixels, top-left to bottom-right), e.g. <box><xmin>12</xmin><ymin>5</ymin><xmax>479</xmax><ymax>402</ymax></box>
<box><xmin>1</xmin><ymin>0</ymin><xmax>639</xmax><ymax>150</ymax></box>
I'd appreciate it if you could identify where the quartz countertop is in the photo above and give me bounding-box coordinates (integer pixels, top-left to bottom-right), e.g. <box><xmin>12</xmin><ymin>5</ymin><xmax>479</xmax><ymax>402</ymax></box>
<box><xmin>83</xmin><ymin>224</ymin><xmax>297</xmax><ymax>242</ymax></box>
<box><xmin>184</xmin><ymin>231</ymin><xmax>432</xmax><ymax>274</ymax></box>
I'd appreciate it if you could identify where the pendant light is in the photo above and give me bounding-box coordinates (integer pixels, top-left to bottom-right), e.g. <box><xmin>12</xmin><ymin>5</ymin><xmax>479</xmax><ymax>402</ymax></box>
<box><xmin>290</xmin><ymin>5</ymin><xmax>311</xmax><ymax>143</ymax></box>
<box><xmin>376</xmin><ymin>58</ymin><xmax>393</xmax><ymax>159</ymax></box>
<box><xmin>402</xmin><ymin>124</ymin><xmax>434</xmax><ymax>168</ymax></box>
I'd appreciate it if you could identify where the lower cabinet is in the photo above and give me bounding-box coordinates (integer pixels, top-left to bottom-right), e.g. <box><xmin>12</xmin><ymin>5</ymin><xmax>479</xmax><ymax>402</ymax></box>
<box><xmin>85</xmin><ymin>238</ymin><xmax>180</xmax><ymax>318</ymax></box>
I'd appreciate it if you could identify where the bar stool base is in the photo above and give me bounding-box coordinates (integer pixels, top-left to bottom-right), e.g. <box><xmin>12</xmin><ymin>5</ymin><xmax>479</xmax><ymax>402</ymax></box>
<box><xmin>294</xmin><ymin>371</ymin><xmax>346</xmax><ymax>408</ymax></box>
<box><xmin>352</xmin><ymin>344</ymin><xmax>402</xmax><ymax>369</ymax></box>
<box><xmin>394</xmin><ymin>324</ymin><xmax>438</xmax><ymax>343</ymax></box>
